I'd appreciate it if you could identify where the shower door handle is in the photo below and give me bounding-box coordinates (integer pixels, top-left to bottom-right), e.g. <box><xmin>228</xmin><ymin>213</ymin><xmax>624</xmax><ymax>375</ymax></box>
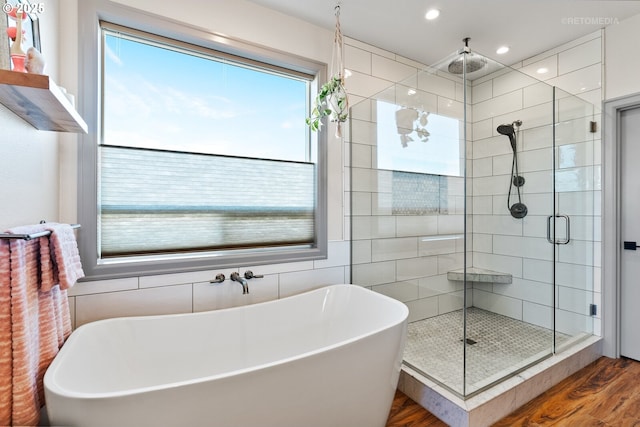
<box><xmin>547</xmin><ymin>215</ymin><xmax>571</xmax><ymax>245</ymax></box>
<box><xmin>557</xmin><ymin>215</ymin><xmax>570</xmax><ymax>245</ymax></box>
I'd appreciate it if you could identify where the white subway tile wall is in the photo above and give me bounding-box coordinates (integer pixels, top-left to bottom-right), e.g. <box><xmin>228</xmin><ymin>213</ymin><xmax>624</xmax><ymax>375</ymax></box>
<box><xmin>70</xmin><ymin>30</ymin><xmax>601</xmax><ymax>340</ymax></box>
<box><xmin>75</xmin><ymin>284</ymin><xmax>193</xmax><ymax>327</ymax></box>
<box><xmin>72</xmin><ymin>239</ymin><xmax>350</xmax><ymax>327</ymax></box>
<box><xmin>347</xmin><ymin>30</ymin><xmax>603</xmax><ymax>333</ymax></box>
<box><xmin>348</xmin><ymin>52</ymin><xmax>469</xmax><ymax>319</ymax></box>
<box><xmin>470</xmin><ymin>30</ymin><xmax>602</xmax><ymax>337</ymax></box>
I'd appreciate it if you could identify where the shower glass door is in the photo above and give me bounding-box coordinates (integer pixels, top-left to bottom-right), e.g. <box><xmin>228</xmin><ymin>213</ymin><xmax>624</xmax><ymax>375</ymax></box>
<box><xmin>552</xmin><ymin>87</ymin><xmax>596</xmax><ymax>350</ymax></box>
<box><xmin>464</xmin><ymin>59</ymin><xmax>557</xmax><ymax>396</ymax></box>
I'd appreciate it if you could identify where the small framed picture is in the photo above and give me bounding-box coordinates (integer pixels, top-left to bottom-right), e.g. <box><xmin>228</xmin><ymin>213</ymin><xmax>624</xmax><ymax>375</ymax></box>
<box><xmin>1</xmin><ymin>0</ymin><xmax>42</xmax><ymax>71</ymax></box>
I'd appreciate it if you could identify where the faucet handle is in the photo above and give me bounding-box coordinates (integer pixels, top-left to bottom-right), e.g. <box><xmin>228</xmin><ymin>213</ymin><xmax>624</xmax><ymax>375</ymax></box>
<box><xmin>210</xmin><ymin>273</ymin><xmax>225</xmax><ymax>284</ymax></box>
<box><xmin>244</xmin><ymin>270</ymin><xmax>263</xmax><ymax>279</ymax></box>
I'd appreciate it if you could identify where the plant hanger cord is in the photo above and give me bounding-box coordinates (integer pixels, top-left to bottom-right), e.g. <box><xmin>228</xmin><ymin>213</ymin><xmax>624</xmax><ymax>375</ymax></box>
<box><xmin>305</xmin><ymin>2</ymin><xmax>349</xmax><ymax>135</ymax></box>
<box><xmin>331</xmin><ymin>3</ymin><xmax>348</xmax><ymax>137</ymax></box>
<box><xmin>331</xmin><ymin>4</ymin><xmax>344</xmax><ymax>79</ymax></box>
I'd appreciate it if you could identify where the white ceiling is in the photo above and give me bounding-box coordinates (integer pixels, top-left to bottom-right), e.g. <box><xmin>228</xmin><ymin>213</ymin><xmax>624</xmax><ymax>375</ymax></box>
<box><xmin>245</xmin><ymin>0</ymin><xmax>640</xmax><ymax>66</ymax></box>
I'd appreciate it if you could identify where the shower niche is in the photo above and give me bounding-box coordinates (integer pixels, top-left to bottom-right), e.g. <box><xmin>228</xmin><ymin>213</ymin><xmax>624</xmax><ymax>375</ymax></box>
<box><xmin>349</xmin><ymin>41</ymin><xmax>599</xmax><ymax>399</ymax></box>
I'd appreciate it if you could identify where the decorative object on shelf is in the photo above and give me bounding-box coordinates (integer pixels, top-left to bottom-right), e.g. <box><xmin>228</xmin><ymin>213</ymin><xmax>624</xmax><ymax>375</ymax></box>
<box><xmin>306</xmin><ymin>2</ymin><xmax>349</xmax><ymax>138</ymax></box>
<box><xmin>24</xmin><ymin>46</ymin><xmax>43</xmax><ymax>73</ymax></box>
<box><xmin>7</xmin><ymin>6</ymin><xmax>26</xmax><ymax>72</ymax></box>
<box><xmin>395</xmin><ymin>107</ymin><xmax>430</xmax><ymax>147</ymax></box>
<box><xmin>2</xmin><ymin>1</ymin><xmax>41</xmax><ymax>73</ymax></box>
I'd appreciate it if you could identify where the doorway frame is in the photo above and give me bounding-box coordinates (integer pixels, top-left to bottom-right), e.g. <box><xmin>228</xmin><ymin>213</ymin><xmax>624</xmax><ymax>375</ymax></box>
<box><xmin>602</xmin><ymin>92</ymin><xmax>640</xmax><ymax>358</ymax></box>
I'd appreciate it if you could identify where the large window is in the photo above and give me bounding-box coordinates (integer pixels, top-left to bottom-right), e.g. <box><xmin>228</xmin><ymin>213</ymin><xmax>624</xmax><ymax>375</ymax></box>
<box><xmin>77</xmin><ymin>2</ymin><xmax>327</xmax><ymax>279</ymax></box>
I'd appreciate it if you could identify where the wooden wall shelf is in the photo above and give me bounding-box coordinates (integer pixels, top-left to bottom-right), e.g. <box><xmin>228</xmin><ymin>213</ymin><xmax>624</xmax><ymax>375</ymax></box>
<box><xmin>0</xmin><ymin>69</ymin><xmax>87</xmax><ymax>133</ymax></box>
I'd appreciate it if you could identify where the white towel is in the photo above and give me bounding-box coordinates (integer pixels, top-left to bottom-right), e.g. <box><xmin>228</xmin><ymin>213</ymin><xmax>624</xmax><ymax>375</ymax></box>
<box><xmin>43</xmin><ymin>223</ymin><xmax>84</xmax><ymax>290</ymax></box>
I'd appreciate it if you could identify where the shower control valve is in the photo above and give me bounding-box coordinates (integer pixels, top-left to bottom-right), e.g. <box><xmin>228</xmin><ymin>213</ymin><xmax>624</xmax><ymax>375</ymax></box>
<box><xmin>244</xmin><ymin>270</ymin><xmax>264</xmax><ymax>279</ymax></box>
<box><xmin>210</xmin><ymin>273</ymin><xmax>225</xmax><ymax>284</ymax></box>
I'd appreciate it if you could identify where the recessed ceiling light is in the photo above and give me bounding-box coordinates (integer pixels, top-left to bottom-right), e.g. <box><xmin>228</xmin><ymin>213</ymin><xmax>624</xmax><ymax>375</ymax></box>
<box><xmin>537</xmin><ymin>67</ymin><xmax>549</xmax><ymax>74</ymax></box>
<box><xmin>496</xmin><ymin>46</ymin><xmax>509</xmax><ymax>55</ymax></box>
<box><xmin>425</xmin><ymin>9</ymin><xmax>440</xmax><ymax>20</ymax></box>
<box><xmin>344</xmin><ymin>69</ymin><xmax>353</xmax><ymax>78</ymax></box>
<box><xmin>407</xmin><ymin>89</ymin><xmax>417</xmax><ymax>96</ymax></box>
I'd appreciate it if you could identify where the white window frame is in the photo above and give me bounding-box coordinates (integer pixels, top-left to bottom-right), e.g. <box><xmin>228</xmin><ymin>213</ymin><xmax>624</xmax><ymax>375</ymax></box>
<box><xmin>77</xmin><ymin>0</ymin><xmax>328</xmax><ymax>280</ymax></box>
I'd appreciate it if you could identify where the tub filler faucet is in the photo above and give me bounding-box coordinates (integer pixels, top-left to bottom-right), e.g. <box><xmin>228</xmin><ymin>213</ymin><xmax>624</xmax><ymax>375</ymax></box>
<box><xmin>230</xmin><ymin>272</ymin><xmax>249</xmax><ymax>294</ymax></box>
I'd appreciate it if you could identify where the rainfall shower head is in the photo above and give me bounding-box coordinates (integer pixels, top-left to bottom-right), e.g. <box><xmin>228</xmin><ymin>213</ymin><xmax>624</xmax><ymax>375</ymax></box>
<box><xmin>447</xmin><ymin>38</ymin><xmax>487</xmax><ymax>74</ymax></box>
<box><xmin>447</xmin><ymin>55</ymin><xmax>487</xmax><ymax>74</ymax></box>
<box><xmin>497</xmin><ymin>124</ymin><xmax>517</xmax><ymax>152</ymax></box>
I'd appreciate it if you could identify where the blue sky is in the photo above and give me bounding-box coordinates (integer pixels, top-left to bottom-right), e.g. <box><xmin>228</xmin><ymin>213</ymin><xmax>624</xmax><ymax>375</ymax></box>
<box><xmin>103</xmin><ymin>33</ymin><xmax>308</xmax><ymax>162</ymax></box>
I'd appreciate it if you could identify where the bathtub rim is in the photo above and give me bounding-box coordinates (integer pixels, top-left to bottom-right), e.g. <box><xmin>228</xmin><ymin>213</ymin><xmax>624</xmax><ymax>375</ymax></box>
<box><xmin>45</xmin><ymin>284</ymin><xmax>408</xmax><ymax>400</ymax></box>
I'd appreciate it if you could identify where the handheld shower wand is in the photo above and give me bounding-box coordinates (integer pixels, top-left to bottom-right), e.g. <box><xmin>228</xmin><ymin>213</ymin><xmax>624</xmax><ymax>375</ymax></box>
<box><xmin>496</xmin><ymin>124</ymin><xmax>517</xmax><ymax>152</ymax></box>
<box><xmin>497</xmin><ymin>120</ymin><xmax>527</xmax><ymax>219</ymax></box>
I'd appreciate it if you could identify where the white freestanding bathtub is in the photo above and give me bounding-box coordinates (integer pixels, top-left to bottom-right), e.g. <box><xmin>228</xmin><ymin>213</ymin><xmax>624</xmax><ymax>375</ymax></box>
<box><xmin>44</xmin><ymin>284</ymin><xmax>408</xmax><ymax>427</ymax></box>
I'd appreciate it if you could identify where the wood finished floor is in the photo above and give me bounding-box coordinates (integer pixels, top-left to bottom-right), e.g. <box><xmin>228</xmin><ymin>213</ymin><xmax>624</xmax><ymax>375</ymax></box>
<box><xmin>386</xmin><ymin>356</ymin><xmax>640</xmax><ymax>426</ymax></box>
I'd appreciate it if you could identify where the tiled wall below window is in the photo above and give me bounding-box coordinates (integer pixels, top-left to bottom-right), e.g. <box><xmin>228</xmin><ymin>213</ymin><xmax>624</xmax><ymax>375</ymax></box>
<box><xmin>70</xmin><ymin>240</ymin><xmax>350</xmax><ymax>328</ymax></box>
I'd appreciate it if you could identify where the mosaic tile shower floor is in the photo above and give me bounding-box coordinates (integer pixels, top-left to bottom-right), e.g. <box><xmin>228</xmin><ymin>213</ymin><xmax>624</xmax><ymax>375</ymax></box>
<box><xmin>404</xmin><ymin>308</ymin><xmax>570</xmax><ymax>395</ymax></box>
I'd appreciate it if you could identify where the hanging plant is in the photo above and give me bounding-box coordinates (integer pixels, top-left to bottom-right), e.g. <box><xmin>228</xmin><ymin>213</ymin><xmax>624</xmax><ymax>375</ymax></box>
<box><xmin>306</xmin><ymin>3</ymin><xmax>349</xmax><ymax>137</ymax></box>
<box><xmin>306</xmin><ymin>74</ymin><xmax>348</xmax><ymax>132</ymax></box>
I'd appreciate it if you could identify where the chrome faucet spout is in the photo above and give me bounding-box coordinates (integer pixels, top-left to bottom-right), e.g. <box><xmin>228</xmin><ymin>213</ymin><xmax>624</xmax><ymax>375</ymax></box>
<box><xmin>230</xmin><ymin>272</ymin><xmax>249</xmax><ymax>294</ymax></box>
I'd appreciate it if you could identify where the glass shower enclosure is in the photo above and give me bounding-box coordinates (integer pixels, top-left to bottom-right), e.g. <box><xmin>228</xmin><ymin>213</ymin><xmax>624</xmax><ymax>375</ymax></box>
<box><xmin>349</xmin><ymin>48</ymin><xmax>598</xmax><ymax>398</ymax></box>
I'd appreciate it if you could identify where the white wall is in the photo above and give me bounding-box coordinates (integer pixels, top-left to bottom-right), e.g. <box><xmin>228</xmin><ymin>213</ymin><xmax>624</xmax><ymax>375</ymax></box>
<box><xmin>0</xmin><ymin>0</ymin><xmax>60</xmax><ymax>228</ymax></box>
<box><xmin>605</xmin><ymin>13</ymin><xmax>640</xmax><ymax>100</ymax></box>
<box><xmin>601</xmin><ymin>12</ymin><xmax>640</xmax><ymax>357</ymax></box>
